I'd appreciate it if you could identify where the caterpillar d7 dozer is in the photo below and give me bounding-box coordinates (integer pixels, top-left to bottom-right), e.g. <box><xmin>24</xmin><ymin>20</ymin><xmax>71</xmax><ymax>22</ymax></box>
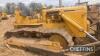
<box><xmin>4</xmin><ymin>5</ymin><xmax>100</xmax><ymax>55</ymax></box>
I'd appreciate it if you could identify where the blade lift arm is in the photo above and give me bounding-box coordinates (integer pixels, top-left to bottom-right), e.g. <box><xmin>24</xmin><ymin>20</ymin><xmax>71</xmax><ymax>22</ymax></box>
<box><xmin>59</xmin><ymin>12</ymin><xmax>98</xmax><ymax>41</ymax></box>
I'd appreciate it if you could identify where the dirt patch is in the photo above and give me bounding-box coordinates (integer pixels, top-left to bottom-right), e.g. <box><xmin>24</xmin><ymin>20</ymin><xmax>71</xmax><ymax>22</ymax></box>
<box><xmin>0</xmin><ymin>17</ymin><xmax>40</xmax><ymax>56</ymax></box>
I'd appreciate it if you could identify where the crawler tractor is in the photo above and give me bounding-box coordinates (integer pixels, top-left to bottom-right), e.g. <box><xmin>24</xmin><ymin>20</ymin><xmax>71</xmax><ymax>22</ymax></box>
<box><xmin>4</xmin><ymin>5</ymin><xmax>100</xmax><ymax>55</ymax></box>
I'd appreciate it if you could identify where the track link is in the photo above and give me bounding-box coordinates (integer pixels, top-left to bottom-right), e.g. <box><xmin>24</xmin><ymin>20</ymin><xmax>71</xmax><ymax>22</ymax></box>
<box><xmin>5</xmin><ymin>27</ymin><xmax>74</xmax><ymax>47</ymax></box>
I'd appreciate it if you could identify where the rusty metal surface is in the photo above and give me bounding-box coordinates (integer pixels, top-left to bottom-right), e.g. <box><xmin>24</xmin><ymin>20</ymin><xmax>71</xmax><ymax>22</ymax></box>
<box><xmin>5</xmin><ymin>37</ymin><xmax>65</xmax><ymax>56</ymax></box>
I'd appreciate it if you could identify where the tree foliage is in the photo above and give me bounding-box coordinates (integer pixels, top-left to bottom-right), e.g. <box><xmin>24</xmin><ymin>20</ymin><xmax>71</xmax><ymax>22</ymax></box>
<box><xmin>6</xmin><ymin>3</ymin><xmax>15</xmax><ymax>14</ymax></box>
<box><xmin>18</xmin><ymin>3</ymin><xmax>30</xmax><ymax>16</ymax></box>
<box><xmin>4</xmin><ymin>2</ymin><xmax>43</xmax><ymax>16</ymax></box>
<box><xmin>29</xmin><ymin>3</ymin><xmax>42</xmax><ymax>12</ymax></box>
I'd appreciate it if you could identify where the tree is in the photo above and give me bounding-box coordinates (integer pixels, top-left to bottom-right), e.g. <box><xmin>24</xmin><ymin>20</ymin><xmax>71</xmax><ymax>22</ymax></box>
<box><xmin>18</xmin><ymin>3</ymin><xmax>30</xmax><ymax>16</ymax></box>
<box><xmin>0</xmin><ymin>6</ymin><xmax>2</xmax><ymax>12</ymax></box>
<box><xmin>6</xmin><ymin>3</ymin><xmax>16</xmax><ymax>14</ymax></box>
<box><xmin>29</xmin><ymin>3</ymin><xmax>42</xmax><ymax>12</ymax></box>
<box><xmin>47</xmin><ymin>5</ymin><xmax>53</xmax><ymax>9</ymax></box>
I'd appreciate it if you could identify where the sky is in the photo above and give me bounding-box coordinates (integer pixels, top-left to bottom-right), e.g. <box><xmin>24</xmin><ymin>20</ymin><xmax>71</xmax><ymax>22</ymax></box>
<box><xmin>0</xmin><ymin>0</ymin><xmax>100</xmax><ymax>6</ymax></box>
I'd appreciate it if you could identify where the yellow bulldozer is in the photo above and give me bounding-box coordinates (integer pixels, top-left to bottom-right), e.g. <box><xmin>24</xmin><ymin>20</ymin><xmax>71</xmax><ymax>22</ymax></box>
<box><xmin>0</xmin><ymin>12</ymin><xmax>8</xmax><ymax>21</ymax></box>
<box><xmin>4</xmin><ymin>5</ymin><xmax>100</xmax><ymax>55</ymax></box>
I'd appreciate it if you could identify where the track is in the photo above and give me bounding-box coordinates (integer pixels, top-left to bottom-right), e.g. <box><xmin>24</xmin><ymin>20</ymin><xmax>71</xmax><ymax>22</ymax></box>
<box><xmin>5</xmin><ymin>27</ymin><xmax>74</xmax><ymax>47</ymax></box>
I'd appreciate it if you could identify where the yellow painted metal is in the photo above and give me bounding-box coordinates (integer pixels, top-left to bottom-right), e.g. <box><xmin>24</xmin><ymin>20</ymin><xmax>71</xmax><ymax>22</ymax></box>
<box><xmin>14</xmin><ymin>5</ymin><xmax>89</xmax><ymax>37</ymax></box>
<box><xmin>49</xmin><ymin>34</ymin><xmax>68</xmax><ymax>49</ymax></box>
<box><xmin>14</xmin><ymin>8</ymin><xmax>42</xmax><ymax>26</ymax></box>
<box><xmin>59</xmin><ymin>6</ymin><xmax>88</xmax><ymax>37</ymax></box>
<box><xmin>2</xmin><ymin>12</ymin><xmax>7</xmax><ymax>17</ymax></box>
